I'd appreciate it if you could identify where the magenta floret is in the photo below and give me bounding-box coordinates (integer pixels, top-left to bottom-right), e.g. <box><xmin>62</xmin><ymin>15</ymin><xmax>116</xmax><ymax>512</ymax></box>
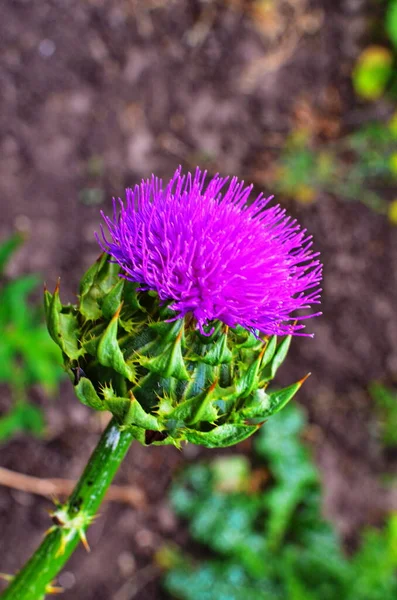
<box><xmin>97</xmin><ymin>167</ymin><xmax>322</xmax><ymax>336</ymax></box>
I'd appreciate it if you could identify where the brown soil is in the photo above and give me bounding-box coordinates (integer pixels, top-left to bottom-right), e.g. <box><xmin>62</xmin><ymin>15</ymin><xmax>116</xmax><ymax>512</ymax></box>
<box><xmin>1</xmin><ymin>1</ymin><xmax>397</xmax><ymax>598</ymax></box>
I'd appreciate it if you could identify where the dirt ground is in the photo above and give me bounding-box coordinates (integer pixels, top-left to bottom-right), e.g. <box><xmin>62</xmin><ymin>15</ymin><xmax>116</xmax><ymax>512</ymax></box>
<box><xmin>1</xmin><ymin>0</ymin><xmax>397</xmax><ymax>598</ymax></box>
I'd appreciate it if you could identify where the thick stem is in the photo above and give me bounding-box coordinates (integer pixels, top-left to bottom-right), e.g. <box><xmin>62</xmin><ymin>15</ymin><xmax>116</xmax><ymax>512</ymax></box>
<box><xmin>0</xmin><ymin>418</ymin><xmax>134</xmax><ymax>600</ymax></box>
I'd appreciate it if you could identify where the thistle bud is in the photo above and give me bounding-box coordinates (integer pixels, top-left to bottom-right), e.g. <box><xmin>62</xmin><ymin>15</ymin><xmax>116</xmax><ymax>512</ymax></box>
<box><xmin>45</xmin><ymin>168</ymin><xmax>322</xmax><ymax>448</ymax></box>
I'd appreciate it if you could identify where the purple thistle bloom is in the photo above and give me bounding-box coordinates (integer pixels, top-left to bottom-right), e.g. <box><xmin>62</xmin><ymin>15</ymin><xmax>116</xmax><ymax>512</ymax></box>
<box><xmin>97</xmin><ymin>167</ymin><xmax>322</xmax><ymax>336</ymax></box>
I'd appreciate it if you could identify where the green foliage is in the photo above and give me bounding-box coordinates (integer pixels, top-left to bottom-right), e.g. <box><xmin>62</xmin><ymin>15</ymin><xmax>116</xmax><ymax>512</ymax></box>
<box><xmin>0</xmin><ymin>234</ymin><xmax>63</xmax><ymax>441</ymax></box>
<box><xmin>273</xmin><ymin>120</ymin><xmax>397</xmax><ymax>215</ymax></box>
<box><xmin>163</xmin><ymin>404</ymin><xmax>397</xmax><ymax>600</ymax></box>
<box><xmin>369</xmin><ymin>382</ymin><xmax>397</xmax><ymax>447</ymax></box>
<box><xmin>352</xmin><ymin>46</ymin><xmax>394</xmax><ymax>101</ymax></box>
<box><xmin>0</xmin><ymin>401</ymin><xmax>45</xmax><ymax>440</ymax></box>
<box><xmin>386</xmin><ymin>0</ymin><xmax>397</xmax><ymax>51</ymax></box>
<box><xmin>352</xmin><ymin>0</ymin><xmax>397</xmax><ymax>101</ymax></box>
<box><xmin>0</xmin><ymin>232</ymin><xmax>24</xmax><ymax>273</ymax></box>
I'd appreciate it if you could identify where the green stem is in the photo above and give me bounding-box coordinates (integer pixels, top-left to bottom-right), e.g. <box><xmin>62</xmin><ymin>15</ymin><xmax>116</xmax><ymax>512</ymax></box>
<box><xmin>0</xmin><ymin>418</ymin><xmax>135</xmax><ymax>600</ymax></box>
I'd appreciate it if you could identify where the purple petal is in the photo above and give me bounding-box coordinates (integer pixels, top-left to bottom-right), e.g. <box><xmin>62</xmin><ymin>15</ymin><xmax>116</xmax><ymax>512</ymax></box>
<box><xmin>97</xmin><ymin>167</ymin><xmax>323</xmax><ymax>336</ymax></box>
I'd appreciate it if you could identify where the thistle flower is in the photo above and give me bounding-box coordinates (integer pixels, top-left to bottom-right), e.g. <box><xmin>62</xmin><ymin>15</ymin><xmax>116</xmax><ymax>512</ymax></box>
<box><xmin>98</xmin><ymin>167</ymin><xmax>322</xmax><ymax>336</ymax></box>
<box><xmin>45</xmin><ymin>166</ymin><xmax>322</xmax><ymax>449</ymax></box>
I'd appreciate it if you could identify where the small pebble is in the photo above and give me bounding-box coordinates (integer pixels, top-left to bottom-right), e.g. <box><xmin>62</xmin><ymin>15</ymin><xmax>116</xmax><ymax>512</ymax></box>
<box><xmin>38</xmin><ymin>39</ymin><xmax>56</xmax><ymax>58</ymax></box>
<box><xmin>118</xmin><ymin>552</ymin><xmax>136</xmax><ymax>577</ymax></box>
<box><xmin>58</xmin><ymin>571</ymin><xmax>76</xmax><ymax>589</ymax></box>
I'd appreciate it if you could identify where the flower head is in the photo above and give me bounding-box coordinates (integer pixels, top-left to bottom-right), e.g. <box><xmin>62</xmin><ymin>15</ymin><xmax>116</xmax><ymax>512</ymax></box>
<box><xmin>97</xmin><ymin>167</ymin><xmax>322</xmax><ymax>336</ymax></box>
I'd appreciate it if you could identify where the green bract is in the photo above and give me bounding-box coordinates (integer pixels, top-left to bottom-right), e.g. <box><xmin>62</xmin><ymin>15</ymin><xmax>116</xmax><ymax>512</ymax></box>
<box><xmin>44</xmin><ymin>253</ymin><xmax>307</xmax><ymax>448</ymax></box>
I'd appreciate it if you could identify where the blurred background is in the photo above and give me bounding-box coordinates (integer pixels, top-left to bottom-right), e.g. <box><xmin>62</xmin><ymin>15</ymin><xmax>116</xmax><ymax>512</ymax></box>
<box><xmin>1</xmin><ymin>0</ymin><xmax>397</xmax><ymax>598</ymax></box>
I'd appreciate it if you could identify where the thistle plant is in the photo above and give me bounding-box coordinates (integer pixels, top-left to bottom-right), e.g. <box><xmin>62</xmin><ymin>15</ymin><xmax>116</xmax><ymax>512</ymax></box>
<box><xmin>0</xmin><ymin>167</ymin><xmax>322</xmax><ymax>599</ymax></box>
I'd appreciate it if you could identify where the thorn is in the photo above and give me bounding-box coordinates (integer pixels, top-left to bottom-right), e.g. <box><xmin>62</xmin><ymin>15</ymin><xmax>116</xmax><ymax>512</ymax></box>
<box><xmin>0</xmin><ymin>573</ymin><xmax>14</xmax><ymax>583</ymax></box>
<box><xmin>54</xmin><ymin>277</ymin><xmax>61</xmax><ymax>294</ymax></box>
<box><xmin>46</xmin><ymin>583</ymin><xmax>64</xmax><ymax>595</ymax></box>
<box><xmin>243</xmin><ymin>419</ymin><xmax>267</xmax><ymax>427</ymax></box>
<box><xmin>78</xmin><ymin>529</ymin><xmax>91</xmax><ymax>553</ymax></box>
<box><xmin>43</xmin><ymin>526</ymin><xmax>56</xmax><ymax>539</ymax></box>
<box><xmin>259</xmin><ymin>344</ymin><xmax>267</xmax><ymax>361</ymax></box>
<box><xmin>298</xmin><ymin>372</ymin><xmax>311</xmax><ymax>387</ymax></box>
<box><xmin>89</xmin><ymin>513</ymin><xmax>100</xmax><ymax>524</ymax></box>
<box><xmin>209</xmin><ymin>378</ymin><xmax>218</xmax><ymax>393</ymax></box>
<box><xmin>113</xmin><ymin>303</ymin><xmax>124</xmax><ymax>320</ymax></box>
<box><xmin>49</xmin><ymin>496</ymin><xmax>62</xmax><ymax>509</ymax></box>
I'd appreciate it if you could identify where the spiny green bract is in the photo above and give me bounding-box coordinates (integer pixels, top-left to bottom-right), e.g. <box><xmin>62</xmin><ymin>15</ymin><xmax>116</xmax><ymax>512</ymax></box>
<box><xmin>44</xmin><ymin>253</ymin><xmax>307</xmax><ymax>448</ymax></box>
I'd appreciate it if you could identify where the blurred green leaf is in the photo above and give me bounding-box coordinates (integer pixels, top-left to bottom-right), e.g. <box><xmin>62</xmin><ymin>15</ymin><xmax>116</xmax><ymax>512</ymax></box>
<box><xmin>0</xmin><ymin>402</ymin><xmax>45</xmax><ymax>441</ymax></box>
<box><xmin>349</xmin><ymin>514</ymin><xmax>397</xmax><ymax>599</ymax></box>
<box><xmin>352</xmin><ymin>46</ymin><xmax>393</xmax><ymax>100</ymax></box>
<box><xmin>0</xmin><ymin>232</ymin><xmax>24</xmax><ymax>275</ymax></box>
<box><xmin>164</xmin><ymin>403</ymin><xmax>397</xmax><ymax>600</ymax></box>
<box><xmin>0</xmin><ymin>275</ymin><xmax>39</xmax><ymax>329</ymax></box>
<box><xmin>369</xmin><ymin>382</ymin><xmax>397</xmax><ymax>446</ymax></box>
<box><xmin>386</xmin><ymin>0</ymin><xmax>397</xmax><ymax>50</ymax></box>
<box><xmin>211</xmin><ymin>456</ymin><xmax>251</xmax><ymax>493</ymax></box>
<box><xmin>0</xmin><ymin>234</ymin><xmax>64</xmax><ymax>442</ymax></box>
<box><xmin>272</xmin><ymin>120</ymin><xmax>396</xmax><ymax>215</ymax></box>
